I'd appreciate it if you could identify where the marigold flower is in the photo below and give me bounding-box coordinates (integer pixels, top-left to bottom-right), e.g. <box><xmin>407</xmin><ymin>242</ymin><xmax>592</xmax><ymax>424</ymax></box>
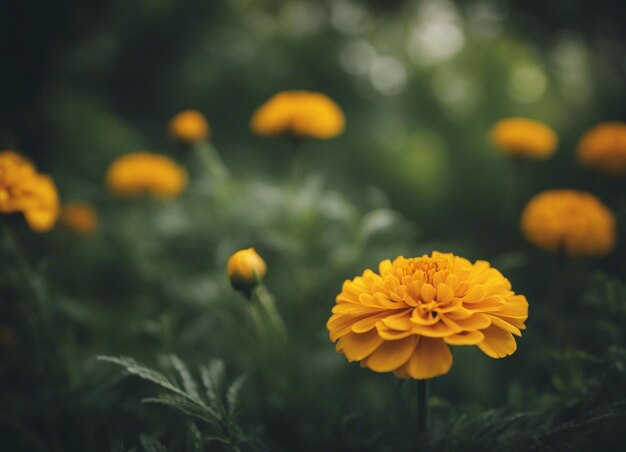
<box><xmin>0</xmin><ymin>150</ymin><xmax>60</xmax><ymax>232</ymax></box>
<box><xmin>250</xmin><ymin>91</ymin><xmax>345</xmax><ymax>139</ymax></box>
<box><xmin>61</xmin><ymin>202</ymin><xmax>98</xmax><ymax>234</ymax></box>
<box><xmin>105</xmin><ymin>152</ymin><xmax>188</xmax><ymax>198</ymax></box>
<box><xmin>490</xmin><ymin>118</ymin><xmax>558</xmax><ymax>159</ymax></box>
<box><xmin>328</xmin><ymin>252</ymin><xmax>528</xmax><ymax>380</ymax></box>
<box><xmin>168</xmin><ymin>110</ymin><xmax>210</xmax><ymax>143</ymax></box>
<box><xmin>520</xmin><ymin>190</ymin><xmax>616</xmax><ymax>257</ymax></box>
<box><xmin>227</xmin><ymin>248</ymin><xmax>267</xmax><ymax>293</ymax></box>
<box><xmin>576</xmin><ymin>122</ymin><xmax>626</xmax><ymax>176</ymax></box>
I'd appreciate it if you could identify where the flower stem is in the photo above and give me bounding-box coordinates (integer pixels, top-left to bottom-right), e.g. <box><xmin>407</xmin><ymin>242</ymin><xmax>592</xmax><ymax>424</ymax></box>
<box><xmin>194</xmin><ymin>141</ymin><xmax>229</xmax><ymax>184</ymax></box>
<box><xmin>253</xmin><ymin>285</ymin><xmax>288</xmax><ymax>346</ymax></box>
<box><xmin>417</xmin><ymin>379</ymin><xmax>429</xmax><ymax>448</ymax></box>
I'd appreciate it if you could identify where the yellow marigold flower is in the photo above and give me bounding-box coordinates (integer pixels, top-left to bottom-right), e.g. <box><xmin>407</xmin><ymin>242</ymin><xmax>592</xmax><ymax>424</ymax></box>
<box><xmin>576</xmin><ymin>122</ymin><xmax>626</xmax><ymax>176</ymax></box>
<box><xmin>0</xmin><ymin>150</ymin><xmax>60</xmax><ymax>232</ymax></box>
<box><xmin>327</xmin><ymin>252</ymin><xmax>529</xmax><ymax>380</ymax></box>
<box><xmin>250</xmin><ymin>91</ymin><xmax>345</xmax><ymax>139</ymax></box>
<box><xmin>168</xmin><ymin>110</ymin><xmax>210</xmax><ymax>143</ymax></box>
<box><xmin>520</xmin><ymin>190</ymin><xmax>616</xmax><ymax>257</ymax></box>
<box><xmin>61</xmin><ymin>202</ymin><xmax>98</xmax><ymax>234</ymax></box>
<box><xmin>105</xmin><ymin>152</ymin><xmax>188</xmax><ymax>198</ymax></box>
<box><xmin>227</xmin><ymin>248</ymin><xmax>267</xmax><ymax>292</ymax></box>
<box><xmin>490</xmin><ymin>118</ymin><xmax>558</xmax><ymax>159</ymax></box>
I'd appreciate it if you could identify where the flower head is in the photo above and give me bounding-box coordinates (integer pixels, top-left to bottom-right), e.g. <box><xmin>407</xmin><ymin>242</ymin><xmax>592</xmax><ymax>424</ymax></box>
<box><xmin>328</xmin><ymin>252</ymin><xmax>528</xmax><ymax>380</ymax></box>
<box><xmin>106</xmin><ymin>152</ymin><xmax>188</xmax><ymax>198</ymax></box>
<box><xmin>490</xmin><ymin>118</ymin><xmax>558</xmax><ymax>159</ymax></box>
<box><xmin>227</xmin><ymin>248</ymin><xmax>267</xmax><ymax>293</ymax></box>
<box><xmin>61</xmin><ymin>202</ymin><xmax>98</xmax><ymax>234</ymax></box>
<box><xmin>169</xmin><ymin>110</ymin><xmax>210</xmax><ymax>143</ymax></box>
<box><xmin>520</xmin><ymin>189</ymin><xmax>616</xmax><ymax>257</ymax></box>
<box><xmin>576</xmin><ymin>122</ymin><xmax>626</xmax><ymax>176</ymax></box>
<box><xmin>250</xmin><ymin>91</ymin><xmax>345</xmax><ymax>139</ymax></box>
<box><xmin>0</xmin><ymin>150</ymin><xmax>60</xmax><ymax>232</ymax></box>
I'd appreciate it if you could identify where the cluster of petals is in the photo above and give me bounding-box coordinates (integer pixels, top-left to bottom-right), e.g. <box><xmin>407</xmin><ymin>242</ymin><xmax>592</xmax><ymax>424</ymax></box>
<box><xmin>490</xmin><ymin>117</ymin><xmax>558</xmax><ymax>159</ymax></box>
<box><xmin>576</xmin><ymin>121</ymin><xmax>626</xmax><ymax>176</ymax></box>
<box><xmin>0</xmin><ymin>150</ymin><xmax>59</xmax><ymax>232</ymax></box>
<box><xmin>520</xmin><ymin>189</ymin><xmax>616</xmax><ymax>257</ymax></box>
<box><xmin>328</xmin><ymin>252</ymin><xmax>529</xmax><ymax>380</ymax></box>
<box><xmin>105</xmin><ymin>151</ymin><xmax>188</xmax><ymax>198</ymax></box>
<box><xmin>250</xmin><ymin>91</ymin><xmax>345</xmax><ymax>139</ymax></box>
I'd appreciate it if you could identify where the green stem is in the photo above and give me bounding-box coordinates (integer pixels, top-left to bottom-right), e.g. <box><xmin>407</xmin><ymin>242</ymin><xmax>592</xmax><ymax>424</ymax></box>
<box><xmin>291</xmin><ymin>136</ymin><xmax>304</xmax><ymax>188</ymax></box>
<box><xmin>194</xmin><ymin>141</ymin><xmax>229</xmax><ymax>184</ymax></box>
<box><xmin>254</xmin><ymin>285</ymin><xmax>288</xmax><ymax>346</ymax></box>
<box><xmin>417</xmin><ymin>379</ymin><xmax>429</xmax><ymax>448</ymax></box>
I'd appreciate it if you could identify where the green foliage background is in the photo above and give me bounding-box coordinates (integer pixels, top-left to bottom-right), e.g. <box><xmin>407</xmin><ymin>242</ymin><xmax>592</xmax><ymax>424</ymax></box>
<box><xmin>1</xmin><ymin>0</ymin><xmax>625</xmax><ymax>450</ymax></box>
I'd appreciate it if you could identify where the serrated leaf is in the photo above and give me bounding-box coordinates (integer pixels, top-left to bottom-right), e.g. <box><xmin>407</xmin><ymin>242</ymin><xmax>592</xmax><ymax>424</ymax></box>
<box><xmin>200</xmin><ymin>360</ymin><xmax>225</xmax><ymax>407</ymax></box>
<box><xmin>226</xmin><ymin>374</ymin><xmax>247</xmax><ymax>417</ymax></box>
<box><xmin>143</xmin><ymin>396</ymin><xmax>219</xmax><ymax>425</ymax></box>
<box><xmin>186</xmin><ymin>422</ymin><xmax>204</xmax><ymax>452</ymax></box>
<box><xmin>170</xmin><ymin>355</ymin><xmax>200</xmax><ymax>400</ymax></box>
<box><xmin>140</xmin><ymin>434</ymin><xmax>167</xmax><ymax>452</ymax></box>
<box><xmin>99</xmin><ymin>356</ymin><xmax>192</xmax><ymax>402</ymax></box>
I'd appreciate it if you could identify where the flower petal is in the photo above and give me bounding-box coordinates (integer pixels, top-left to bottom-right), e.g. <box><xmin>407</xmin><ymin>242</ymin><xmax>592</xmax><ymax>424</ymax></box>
<box><xmin>443</xmin><ymin>330</ymin><xmax>484</xmax><ymax>345</ymax></box>
<box><xmin>476</xmin><ymin>325</ymin><xmax>517</xmax><ymax>358</ymax></box>
<box><xmin>336</xmin><ymin>330</ymin><xmax>384</xmax><ymax>361</ymax></box>
<box><xmin>362</xmin><ymin>336</ymin><xmax>417</xmax><ymax>372</ymax></box>
<box><xmin>401</xmin><ymin>337</ymin><xmax>452</xmax><ymax>379</ymax></box>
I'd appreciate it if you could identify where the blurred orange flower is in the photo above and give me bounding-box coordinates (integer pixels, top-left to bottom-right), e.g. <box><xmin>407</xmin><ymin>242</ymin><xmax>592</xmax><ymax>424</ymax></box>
<box><xmin>490</xmin><ymin>118</ymin><xmax>558</xmax><ymax>159</ymax></box>
<box><xmin>0</xmin><ymin>150</ymin><xmax>60</xmax><ymax>232</ymax></box>
<box><xmin>576</xmin><ymin>122</ymin><xmax>626</xmax><ymax>176</ymax></box>
<box><xmin>61</xmin><ymin>202</ymin><xmax>98</xmax><ymax>234</ymax></box>
<box><xmin>520</xmin><ymin>190</ymin><xmax>616</xmax><ymax>257</ymax></box>
<box><xmin>328</xmin><ymin>252</ymin><xmax>528</xmax><ymax>380</ymax></box>
<box><xmin>226</xmin><ymin>248</ymin><xmax>267</xmax><ymax>292</ymax></box>
<box><xmin>251</xmin><ymin>91</ymin><xmax>345</xmax><ymax>139</ymax></box>
<box><xmin>105</xmin><ymin>152</ymin><xmax>188</xmax><ymax>198</ymax></box>
<box><xmin>169</xmin><ymin>110</ymin><xmax>210</xmax><ymax>143</ymax></box>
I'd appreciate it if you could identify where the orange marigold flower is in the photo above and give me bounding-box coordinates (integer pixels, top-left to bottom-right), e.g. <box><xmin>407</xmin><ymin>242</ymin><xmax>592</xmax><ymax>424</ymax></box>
<box><xmin>61</xmin><ymin>202</ymin><xmax>98</xmax><ymax>234</ymax></box>
<box><xmin>0</xmin><ymin>150</ymin><xmax>60</xmax><ymax>232</ymax></box>
<box><xmin>327</xmin><ymin>252</ymin><xmax>529</xmax><ymax>380</ymax></box>
<box><xmin>226</xmin><ymin>248</ymin><xmax>267</xmax><ymax>293</ymax></box>
<box><xmin>576</xmin><ymin>122</ymin><xmax>626</xmax><ymax>176</ymax></box>
<box><xmin>490</xmin><ymin>118</ymin><xmax>558</xmax><ymax>159</ymax></box>
<box><xmin>520</xmin><ymin>190</ymin><xmax>616</xmax><ymax>257</ymax></box>
<box><xmin>105</xmin><ymin>152</ymin><xmax>188</xmax><ymax>198</ymax></box>
<box><xmin>169</xmin><ymin>110</ymin><xmax>210</xmax><ymax>143</ymax></box>
<box><xmin>250</xmin><ymin>91</ymin><xmax>345</xmax><ymax>139</ymax></box>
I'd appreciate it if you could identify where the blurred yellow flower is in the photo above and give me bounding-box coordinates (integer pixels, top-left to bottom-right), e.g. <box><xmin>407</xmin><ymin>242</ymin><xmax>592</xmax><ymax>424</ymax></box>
<box><xmin>106</xmin><ymin>152</ymin><xmax>188</xmax><ymax>198</ymax></box>
<box><xmin>0</xmin><ymin>150</ymin><xmax>60</xmax><ymax>232</ymax></box>
<box><xmin>576</xmin><ymin>122</ymin><xmax>626</xmax><ymax>176</ymax></box>
<box><xmin>61</xmin><ymin>202</ymin><xmax>98</xmax><ymax>234</ymax></box>
<box><xmin>227</xmin><ymin>248</ymin><xmax>267</xmax><ymax>292</ymax></box>
<box><xmin>490</xmin><ymin>118</ymin><xmax>558</xmax><ymax>159</ymax></box>
<box><xmin>327</xmin><ymin>252</ymin><xmax>528</xmax><ymax>380</ymax></box>
<box><xmin>520</xmin><ymin>190</ymin><xmax>616</xmax><ymax>257</ymax></box>
<box><xmin>168</xmin><ymin>110</ymin><xmax>210</xmax><ymax>143</ymax></box>
<box><xmin>250</xmin><ymin>91</ymin><xmax>345</xmax><ymax>139</ymax></box>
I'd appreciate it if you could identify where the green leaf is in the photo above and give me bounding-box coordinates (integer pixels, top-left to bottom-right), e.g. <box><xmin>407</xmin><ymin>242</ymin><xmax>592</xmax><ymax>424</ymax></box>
<box><xmin>140</xmin><ymin>434</ymin><xmax>167</xmax><ymax>452</ymax></box>
<box><xmin>186</xmin><ymin>422</ymin><xmax>204</xmax><ymax>452</ymax></box>
<box><xmin>226</xmin><ymin>374</ymin><xmax>247</xmax><ymax>417</ymax></box>
<box><xmin>170</xmin><ymin>355</ymin><xmax>200</xmax><ymax>400</ymax></box>
<box><xmin>200</xmin><ymin>359</ymin><xmax>225</xmax><ymax>407</ymax></box>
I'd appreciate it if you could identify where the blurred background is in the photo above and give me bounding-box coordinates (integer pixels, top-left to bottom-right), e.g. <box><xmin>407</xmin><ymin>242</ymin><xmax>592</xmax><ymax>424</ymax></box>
<box><xmin>1</xmin><ymin>0</ymin><xmax>625</xmax><ymax>451</ymax></box>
